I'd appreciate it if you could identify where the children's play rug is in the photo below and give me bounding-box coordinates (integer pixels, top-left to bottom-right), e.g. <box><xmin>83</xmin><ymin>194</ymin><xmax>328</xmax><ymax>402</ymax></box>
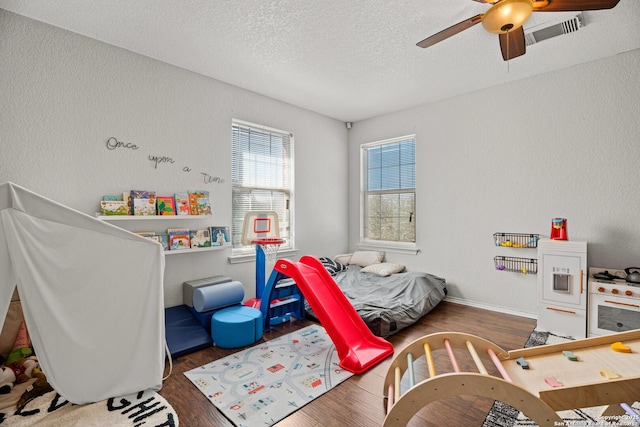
<box><xmin>0</xmin><ymin>389</ymin><xmax>178</xmax><ymax>426</ymax></box>
<box><xmin>483</xmin><ymin>330</ymin><xmax>640</xmax><ymax>427</ymax></box>
<box><xmin>184</xmin><ymin>324</ymin><xmax>353</xmax><ymax>427</ymax></box>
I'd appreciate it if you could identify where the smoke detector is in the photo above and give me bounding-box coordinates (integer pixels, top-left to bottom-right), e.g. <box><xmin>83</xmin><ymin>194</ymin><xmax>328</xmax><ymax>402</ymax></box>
<box><xmin>524</xmin><ymin>13</ymin><xmax>583</xmax><ymax>46</ymax></box>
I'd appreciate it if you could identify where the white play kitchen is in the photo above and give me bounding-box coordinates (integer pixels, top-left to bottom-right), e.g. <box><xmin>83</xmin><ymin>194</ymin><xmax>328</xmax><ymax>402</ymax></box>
<box><xmin>536</xmin><ymin>233</ymin><xmax>640</xmax><ymax>338</ymax></box>
<box><xmin>588</xmin><ymin>267</ymin><xmax>640</xmax><ymax>337</ymax></box>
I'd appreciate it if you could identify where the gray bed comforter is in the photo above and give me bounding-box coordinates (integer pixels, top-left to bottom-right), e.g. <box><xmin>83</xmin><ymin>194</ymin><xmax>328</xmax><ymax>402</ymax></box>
<box><xmin>305</xmin><ymin>265</ymin><xmax>447</xmax><ymax>337</ymax></box>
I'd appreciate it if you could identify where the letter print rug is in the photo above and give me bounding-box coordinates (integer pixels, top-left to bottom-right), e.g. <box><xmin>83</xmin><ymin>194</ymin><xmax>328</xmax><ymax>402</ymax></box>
<box><xmin>482</xmin><ymin>329</ymin><xmax>640</xmax><ymax>427</ymax></box>
<box><xmin>184</xmin><ymin>324</ymin><xmax>353</xmax><ymax>427</ymax></box>
<box><xmin>0</xmin><ymin>389</ymin><xmax>177</xmax><ymax>426</ymax></box>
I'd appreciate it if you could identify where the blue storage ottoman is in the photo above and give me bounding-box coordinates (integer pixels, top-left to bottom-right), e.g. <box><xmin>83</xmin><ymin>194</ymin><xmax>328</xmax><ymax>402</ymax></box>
<box><xmin>211</xmin><ymin>305</ymin><xmax>263</xmax><ymax>348</ymax></box>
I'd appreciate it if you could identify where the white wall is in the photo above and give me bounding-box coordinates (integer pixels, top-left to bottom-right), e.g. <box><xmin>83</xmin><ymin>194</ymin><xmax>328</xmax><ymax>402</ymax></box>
<box><xmin>348</xmin><ymin>48</ymin><xmax>640</xmax><ymax>317</ymax></box>
<box><xmin>4</xmin><ymin>9</ymin><xmax>640</xmax><ymax>318</ymax></box>
<box><xmin>0</xmin><ymin>10</ymin><xmax>350</xmax><ymax>307</ymax></box>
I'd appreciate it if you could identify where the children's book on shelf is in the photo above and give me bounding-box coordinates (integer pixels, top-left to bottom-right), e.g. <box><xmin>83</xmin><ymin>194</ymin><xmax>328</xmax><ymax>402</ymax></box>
<box><xmin>168</xmin><ymin>228</ymin><xmax>191</xmax><ymax>251</ymax></box>
<box><xmin>100</xmin><ymin>200</ymin><xmax>128</xmax><ymax>216</ymax></box>
<box><xmin>190</xmin><ymin>228</ymin><xmax>212</xmax><ymax>248</ymax></box>
<box><xmin>188</xmin><ymin>191</ymin><xmax>211</xmax><ymax>216</ymax></box>
<box><xmin>135</xmin><ymin>231</ymin><xmax>159</xmax><ymax>242</ymax></box>
<box><xmin>175</xmin><ymin>192</ymin><xmax>191</xmax><ymax>216</ymax></box>
<box><xmin>157</xmin><ymin>232</ymin><xmax>169</xmax><ymax>251</ymax></box>
<box><xmin>188</xmin><ymin>192</ymin><xmax>200</xmax><ymax>215</ymax></box>
<box><xmin>197</xmin><ymin>196</ymin><xmax>212</xmax><ymax>216</ymax></box>
<box><xmin>156</xmin><ymin>196</ymin><xmax>176</xmax><ymax>215</ymax></box>
<box><xmin>130</xmin><ymin>190</ymin><xmax>156</xmax><ymax>215</ymax></box>
<box><xmin>102</xmin><ymin>194</ymin><xmax>124</xmax><ymax>201</ymax></box>
<box><xmin>133</xmin><ymin>198</ymin><xmax>156</xmax><ymax>216</ymax></box>
<box><xmin>210</xmin><ymin>226</ymin><xmax>231</xmax><ymax>246</ymax></box>
<box><xmin>123</xmin><ymin>191</ymin><xmax>131</xmax><ymax>215</ymax></box>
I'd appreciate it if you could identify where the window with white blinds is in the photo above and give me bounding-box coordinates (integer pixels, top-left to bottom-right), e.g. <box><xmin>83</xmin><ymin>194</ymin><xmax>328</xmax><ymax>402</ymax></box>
<box><xmin>231</xmin><ymin>120</ymin><xmax>293</xmax><ymax>252</ymax></box>
<box><xmin>361</xmin><ymin>135</ymin><xmax>416</xmax><ymax>245</ymax></box>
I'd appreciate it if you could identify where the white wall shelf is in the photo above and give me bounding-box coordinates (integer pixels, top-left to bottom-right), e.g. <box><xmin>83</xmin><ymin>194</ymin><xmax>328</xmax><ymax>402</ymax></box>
<box><xmin>164</xmin><ymin>245</ymin><xmax>227</xmax><ymax>256</ymax></box>
<box><xmin>97</xmin><ymin>214</ymin><xmax>211</xmax><ymax>221</ymax></box>
<box><xmin>98</xmin><ymin>214</ymin><xmax>225</xmax><ymax>255</ymax></box>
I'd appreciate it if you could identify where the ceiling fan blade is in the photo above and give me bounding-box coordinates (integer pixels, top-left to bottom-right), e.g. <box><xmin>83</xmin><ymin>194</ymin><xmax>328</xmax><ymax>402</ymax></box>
<box><xmin>417</xmin><ymin>14</ymin><xmax>483</xmax><ymax>48</ymax></box>
<box><xmin>533</xmin><ymin>0</ymin><xmax>620</xmax><ymax>12</ymax></box>
<box><xmin>499</xmin><ymin>26</ymin><xmax>526</xmax><ymax>60</ymax></box>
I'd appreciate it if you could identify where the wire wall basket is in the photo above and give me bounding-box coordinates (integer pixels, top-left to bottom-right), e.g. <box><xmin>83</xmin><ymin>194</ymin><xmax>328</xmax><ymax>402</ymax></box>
<box><xmin>494</xmin><ymin>233</ymin><xmax>540</xmax><ymax>248</ymax></box>
<box><xmin>494</xmin><ymin>256</ymin><xmax>538</xmax><ymax>274</ymax></box>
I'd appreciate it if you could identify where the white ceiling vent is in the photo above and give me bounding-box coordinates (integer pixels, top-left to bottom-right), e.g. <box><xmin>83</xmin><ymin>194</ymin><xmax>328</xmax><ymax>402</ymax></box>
<box><xmin>524</xmin><ymin>13</ymin><xmax>583</xmax><ymax>46</ymax></box>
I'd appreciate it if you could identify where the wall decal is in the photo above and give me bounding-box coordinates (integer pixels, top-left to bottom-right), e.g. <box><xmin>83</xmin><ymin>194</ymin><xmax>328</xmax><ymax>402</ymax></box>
<box><xmin>106</xmin><ymin>137</ymin><xmax>139</xmax><ymax>151</ymax></box>
<box><xmin>104</xmin><ymin>137</ymin><xmax>225</xmax><ymax>185</ymax></box>
<box><xmin>149</xmin><ymin>154</ymin><xmax>176</xmax><ymax>169</ymax></box>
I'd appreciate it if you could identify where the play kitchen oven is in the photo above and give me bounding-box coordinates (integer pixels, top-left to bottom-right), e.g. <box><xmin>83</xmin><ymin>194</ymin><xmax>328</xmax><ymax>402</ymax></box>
<box><xmin>588</xmin><ymin>267</ymin><xmax>640</xmax><ymax>337</ymax></box>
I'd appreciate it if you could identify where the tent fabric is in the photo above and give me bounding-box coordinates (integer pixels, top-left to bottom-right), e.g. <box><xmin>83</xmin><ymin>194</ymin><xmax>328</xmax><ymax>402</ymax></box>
<box><xmin>0</xmin><ymin>182</ymin><xmax>165</xmax><ymax>404</ymax></box>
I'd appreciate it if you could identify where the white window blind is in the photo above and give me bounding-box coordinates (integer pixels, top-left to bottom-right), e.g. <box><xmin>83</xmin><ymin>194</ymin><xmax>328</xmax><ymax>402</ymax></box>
<box><xmin>232</xmin><ymin>121</ymin><xmax>293</xmax><ymax>252</ymax></box>
<box><xmin>362</xmin><ymin>135</ymin><xmax>416</xmax><ymax>244</ymax></box>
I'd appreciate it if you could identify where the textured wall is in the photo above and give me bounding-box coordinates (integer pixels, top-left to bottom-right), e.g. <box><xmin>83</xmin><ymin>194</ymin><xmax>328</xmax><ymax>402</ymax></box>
<box><xmin>349</xmin><ymin>48</ymin><xmax>640</xmax><ymax>316</ymax></box>
<box><xmin>0</xmin><ymin>10</ymin><xmax>349</xmax><ymax>306</ymax></box>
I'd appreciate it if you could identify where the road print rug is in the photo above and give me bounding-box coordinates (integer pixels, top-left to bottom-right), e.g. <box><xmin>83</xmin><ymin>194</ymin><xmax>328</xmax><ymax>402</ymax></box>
<box><xmin>184</xmin><ymin>324</ymin><xmax>353</xmax><ymax>427</ymax></box>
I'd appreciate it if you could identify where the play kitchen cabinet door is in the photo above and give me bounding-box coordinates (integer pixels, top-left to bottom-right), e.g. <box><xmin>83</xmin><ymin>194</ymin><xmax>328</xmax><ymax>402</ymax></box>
<box><xmin>537</xmin><ymin>239</ymin><xmax>587</xmax><ymax>338</ymax></box>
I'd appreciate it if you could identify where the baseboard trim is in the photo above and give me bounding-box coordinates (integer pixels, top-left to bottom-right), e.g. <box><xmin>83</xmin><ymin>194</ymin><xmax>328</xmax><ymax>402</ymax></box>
<box><xmin>445</xmin><ymin>296</ymin><xmax>537</xmax><ymax>320</ymax></box>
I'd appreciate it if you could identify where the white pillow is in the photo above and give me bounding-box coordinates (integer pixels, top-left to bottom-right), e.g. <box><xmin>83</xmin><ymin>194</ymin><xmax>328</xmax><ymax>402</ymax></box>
<box><xmin>333</xmin><ymin>253</ymin><xmax>353</xmax><ymax>265</ymax></box>
<box><xmin>361</xmin><ymin>262</ymin><xmax>405</xmax><ymax>277</ymax></box>
<box><xmin>348</xmin><ymin>250</ymin><xmax>385</xmax><ymax>267</ymax></box>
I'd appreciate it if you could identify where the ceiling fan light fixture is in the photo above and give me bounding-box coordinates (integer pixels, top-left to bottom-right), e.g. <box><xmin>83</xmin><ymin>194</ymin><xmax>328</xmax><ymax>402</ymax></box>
<box><xmin>482</xmin><ymin>0</ymin><xmax>534</xmax><ymax>34</ymax></box>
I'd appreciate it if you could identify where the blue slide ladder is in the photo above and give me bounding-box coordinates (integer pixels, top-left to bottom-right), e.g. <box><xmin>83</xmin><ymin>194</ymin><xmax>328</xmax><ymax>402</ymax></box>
<box><xmin>259</xmin><ymin>267</ymin><xmax>305</xmax><ymax>332</ymax></box>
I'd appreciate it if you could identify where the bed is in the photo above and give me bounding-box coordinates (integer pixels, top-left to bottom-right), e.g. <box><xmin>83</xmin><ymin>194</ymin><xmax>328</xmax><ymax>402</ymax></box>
<box><xmin>304</xmin><ymin>252</ymin><xmax>447</xmax><ymax>338</ymax></box>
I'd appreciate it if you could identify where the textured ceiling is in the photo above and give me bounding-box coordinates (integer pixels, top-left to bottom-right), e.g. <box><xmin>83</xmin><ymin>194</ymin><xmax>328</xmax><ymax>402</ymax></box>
<box><xmin>1</xmin><ymin>0</ymin><xmax>638</xmax><ymax>122</ymax></box>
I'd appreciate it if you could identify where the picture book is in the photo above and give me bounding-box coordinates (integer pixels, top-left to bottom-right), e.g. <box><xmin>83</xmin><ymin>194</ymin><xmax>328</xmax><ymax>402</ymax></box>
<box><xmin>102</xmin><ymin>194</ymin><xmax>123</xmax><ymax>201</ymax></box>
<box><xmin>133</xmin><ymin>198</ymin><xmax>156</xmax><ymax>216</ymax></box>
<box><xmin>135</xmin><ymin>231</ymin><xmax>160</xmax><ymax>243</ymax></box>
<box><xmin>168</xmin><ymin>228</ymin><xmax>191</xmax><ymax>251</ymax></box>
<box><xmin>123</xmin><ymin>191</ymin><xmax>132</xmax><ymax>215</ymax></box>
<box><xmin>188</xmin><ymin>193</ymin><xmax>200</xmax><ymax>216</ymax></box>
<box><xmin>188</xmin><ymin>191</ymin><xmax>211</xmax><ymax>216</ymax></box>
<box><xmin>197</xmin><ymin>196</ymin><xmax>212</xmax><ymax>216</ymax></box>
<box><xmin>190</xmin><ymin>228</ymin><xmax>212</xmax><ymax>248</ymax></box>
<box><xmin>157</xmin><ymin>232</ymin><xmax>169</xmax><ymax>251</ymax></box>
<box><xmin>100</xmin><ymin>200</ymin><xmax>128</xmax><ymax>216</ymax></box>
<box><xmin>175</xmin><ymin>192</ymin><xmax>191</xmax><ymax>216</ymax></box>
<box><xmin>130</xmin><ymin>190</ymin><xmax>156</xmax><ymax>215</ymax></box>
<box><xmin>210</xmin><ymin>226</ymin><xmax>231</xmax><ymax>246</ymax></box>
<box><xmin>156</xmin><ymin>196</ymin><xmax>176</xmax><ymax>215</ymax></box>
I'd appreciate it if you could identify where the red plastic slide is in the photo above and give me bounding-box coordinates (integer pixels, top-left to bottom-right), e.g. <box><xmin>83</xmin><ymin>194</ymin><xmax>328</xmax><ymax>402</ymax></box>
<box><xmin>274</xmin><ymin>255</ymin><xmax>394</xmax><ymax>374</ymax></box>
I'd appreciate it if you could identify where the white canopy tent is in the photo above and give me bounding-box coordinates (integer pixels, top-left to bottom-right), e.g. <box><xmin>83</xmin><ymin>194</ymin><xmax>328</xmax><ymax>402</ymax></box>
<box><xmin>0</xmin><ymin>182</ymin><xmax>165</xmax><ymax>404</ymax></box>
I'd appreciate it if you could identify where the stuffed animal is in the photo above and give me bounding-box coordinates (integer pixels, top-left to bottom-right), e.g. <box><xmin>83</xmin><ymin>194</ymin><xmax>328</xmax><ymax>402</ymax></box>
<box><xmin>5</xmin><ymin>321</ymin><xmax>32</xmax><ymax>365</ymax></box>
<box><xmin>0</xmin><ymin>356</ymin><xmax>39</xmax><ymax>395</ymax></box>
<box><xmin>16</xmin><ymin>367</ymin><xmax>53</xmax><ymax>408</ymax></box>
<box><xmin>9</xmin><ymin>356</ymin><xmax>38</xmax><ymax>384</ymax></box>
<box><xmin>0</xmin><ymin>366</ymin><xmax>16</xmax><ymax>394</ymax></box>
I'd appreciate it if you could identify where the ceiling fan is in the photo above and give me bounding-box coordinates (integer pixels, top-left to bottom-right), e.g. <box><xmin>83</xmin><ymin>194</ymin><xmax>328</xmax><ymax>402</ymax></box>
<box><xmin>417</xmin><ymin>0</ymin><xmax>621</xmax><ymax>60</ymax></box>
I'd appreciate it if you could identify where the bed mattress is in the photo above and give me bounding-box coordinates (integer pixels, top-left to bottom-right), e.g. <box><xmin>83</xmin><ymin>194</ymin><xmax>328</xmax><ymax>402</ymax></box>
<box><xmin>305</xmin><ymin>265</ymin><xmax>447</xmax><ymax>337</ymax></box>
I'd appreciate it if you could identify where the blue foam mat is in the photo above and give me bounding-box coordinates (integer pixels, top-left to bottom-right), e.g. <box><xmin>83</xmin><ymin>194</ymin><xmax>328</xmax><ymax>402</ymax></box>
<box><xmin>165</xmin><ymin>305</ymin><xmax>213</xmax><ymax>358</ymax></box>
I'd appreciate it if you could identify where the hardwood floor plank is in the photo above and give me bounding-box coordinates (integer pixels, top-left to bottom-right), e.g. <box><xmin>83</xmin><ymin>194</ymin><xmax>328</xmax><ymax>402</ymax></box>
<box><xmin>159</xmin><ymin>301</ymin><xmax>536</xmax><ymax>426</ymax></box>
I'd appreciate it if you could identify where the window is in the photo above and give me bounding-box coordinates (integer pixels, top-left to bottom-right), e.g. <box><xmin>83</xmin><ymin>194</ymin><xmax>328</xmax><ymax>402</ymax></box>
<box><xmin>232</xmin><ymin>120</ymin><xmax>293</xmax><ymax>254</ymax></box>
<box><xmin>361</xmin><ymin>135</ymin><xmax>415</xmax><ymax>246</ymax></box>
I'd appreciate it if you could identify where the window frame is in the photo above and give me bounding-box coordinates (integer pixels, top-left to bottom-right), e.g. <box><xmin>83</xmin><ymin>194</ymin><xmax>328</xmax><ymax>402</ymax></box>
<box><xmin>231</xmin><ymin>119</ymin><xmax>295</xmax><ymax>258</ymax></box>
<box><xmin>359</xmin><ymin>134</ymin><xmax>417</xmax><ymax>252</ymax></box>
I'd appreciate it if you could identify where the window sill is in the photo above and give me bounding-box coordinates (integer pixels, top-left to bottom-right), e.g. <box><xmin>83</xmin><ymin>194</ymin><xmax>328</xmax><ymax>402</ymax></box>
<box><xmin>357</xmin><ymin>242</ymin><xmax>419</xmax><ymax>255</ymax></box>
<box><xmin>227</xmin><ymin>248</ymin><xmax>299</xmax><ymax>264</ymax></box>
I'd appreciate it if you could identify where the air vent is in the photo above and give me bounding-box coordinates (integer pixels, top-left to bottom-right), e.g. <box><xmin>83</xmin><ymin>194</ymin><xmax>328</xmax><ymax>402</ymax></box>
<box><xmin>524</xmin><ymin>13</ymin><xmax>582</xmax><ymax>46</ymax></box>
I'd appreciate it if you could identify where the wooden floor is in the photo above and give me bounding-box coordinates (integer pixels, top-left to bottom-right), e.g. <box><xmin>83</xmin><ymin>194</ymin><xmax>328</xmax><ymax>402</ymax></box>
<box><xmin>159</xmin><ymin>301</ymin><xmax>536</xmax><ymax>426</ymax></box>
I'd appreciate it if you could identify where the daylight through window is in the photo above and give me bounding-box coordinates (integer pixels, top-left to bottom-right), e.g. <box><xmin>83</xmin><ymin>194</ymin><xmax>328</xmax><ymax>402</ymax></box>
<box><xmin>231</xmin><ymin>120</ymin><xmax>293</xmax><ymax>252</ymax></box>
<box><xmin>362</xmin><ymin>135</ymin><xmax>415</xmax><ymax>244</ymax></box>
